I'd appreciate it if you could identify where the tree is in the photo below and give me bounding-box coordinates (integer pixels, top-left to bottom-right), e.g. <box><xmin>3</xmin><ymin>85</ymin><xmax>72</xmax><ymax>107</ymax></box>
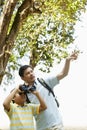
<box><xmin>0</xmin><ymin>0</ymin><xmax>87</xmax><ymax>84</ymax></box>
<box><xmin>0</xmin><ymin>0</ymin><xmax>43</xmax><ymax>84</ymax></box>
<box><xmin>12</xmin><ymin>0</ymin><xmax>87</xmax><ymax>71</ymax></box>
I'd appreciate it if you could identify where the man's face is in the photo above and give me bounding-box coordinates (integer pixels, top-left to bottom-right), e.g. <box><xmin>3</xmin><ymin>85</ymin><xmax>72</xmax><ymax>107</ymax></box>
<box><xmin>21</xmin><ymin>67</ymin><xmax>35</xmax><ymax>84</ymax></box>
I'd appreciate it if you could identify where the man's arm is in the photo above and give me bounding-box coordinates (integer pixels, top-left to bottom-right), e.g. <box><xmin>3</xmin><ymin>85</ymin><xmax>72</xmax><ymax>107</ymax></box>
<box><xmin>57</xmin><ymin>52</ymin><xmax>78</xmax><ymax>80</ymax></box>
<box><xmin>32</xmin><ymin>91</ymin><xmax>47</xmax><ymax>113</ymax></box>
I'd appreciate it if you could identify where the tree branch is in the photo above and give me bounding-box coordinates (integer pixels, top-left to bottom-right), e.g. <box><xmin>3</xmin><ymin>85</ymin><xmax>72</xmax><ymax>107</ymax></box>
<box><xmin>0</xmin><ymin>0</ymin><xmax>17</xmax><ymax>47</ymax></box>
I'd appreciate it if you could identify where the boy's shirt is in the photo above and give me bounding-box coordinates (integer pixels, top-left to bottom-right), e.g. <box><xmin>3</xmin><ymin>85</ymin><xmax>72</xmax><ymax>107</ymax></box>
<box><xmin>5</xmin><ymin>102</ymin><xmax>39</xmax><ymax>130</ymax></box>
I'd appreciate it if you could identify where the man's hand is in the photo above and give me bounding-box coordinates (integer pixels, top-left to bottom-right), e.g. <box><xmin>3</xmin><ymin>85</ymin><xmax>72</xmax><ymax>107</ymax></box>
<box><xmin>67</xmin><ymin>51</ymin><xmax>78</xmax><ymax>61</ymax></box>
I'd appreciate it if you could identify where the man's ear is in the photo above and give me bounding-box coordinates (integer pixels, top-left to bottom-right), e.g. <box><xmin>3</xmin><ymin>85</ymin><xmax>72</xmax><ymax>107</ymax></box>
<box><xmin>21</xmin><ymin>76</ymin><xmax>24</xmax><ymax>80</ymax></box>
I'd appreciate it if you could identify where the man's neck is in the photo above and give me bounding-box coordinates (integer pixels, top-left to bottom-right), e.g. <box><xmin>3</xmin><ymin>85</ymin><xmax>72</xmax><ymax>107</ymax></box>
<box><xmin>25</xmin><ymin>81</ymin><xmax>34</xmax><ymax>86</ymax></box>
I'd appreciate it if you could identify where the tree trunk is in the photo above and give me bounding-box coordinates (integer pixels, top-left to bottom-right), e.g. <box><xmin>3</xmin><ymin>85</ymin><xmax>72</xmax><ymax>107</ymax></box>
<box><xmin>0</xmin><ymin>0</ymin><xmax>41</xmax><ymax>84</ymax></box>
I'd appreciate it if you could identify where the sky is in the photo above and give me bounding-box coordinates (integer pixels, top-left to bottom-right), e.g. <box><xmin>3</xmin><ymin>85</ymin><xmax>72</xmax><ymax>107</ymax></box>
<box><xmin>0</xmin><ymin>11</ymin><xmax>87</xmax><ymax>129</ymax></box>
<box><xmin>53</xmin><ymin>11</ymin><xmax>87</xmax><ymax>127</ymax></box>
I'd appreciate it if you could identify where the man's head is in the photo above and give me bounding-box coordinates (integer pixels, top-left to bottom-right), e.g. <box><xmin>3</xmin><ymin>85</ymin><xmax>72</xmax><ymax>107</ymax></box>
<box><xmin>19</xmin><ymin>65</ymin><xmax>35</xmax><ymax>85</ymax></box>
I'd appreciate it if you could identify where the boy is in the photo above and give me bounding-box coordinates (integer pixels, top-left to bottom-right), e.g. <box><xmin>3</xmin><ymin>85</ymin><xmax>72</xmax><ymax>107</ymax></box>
<box><xmin>3</xmin><ymin>86</ymin><xmax>47</xmax><ymax>130</ymax></box>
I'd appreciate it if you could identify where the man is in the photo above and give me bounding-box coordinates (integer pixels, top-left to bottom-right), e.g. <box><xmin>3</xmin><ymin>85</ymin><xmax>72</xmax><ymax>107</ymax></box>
<box><xmin>18</xmin><ymin>52</ymin><xmax>78</xmax><ymax>130</ymax></box>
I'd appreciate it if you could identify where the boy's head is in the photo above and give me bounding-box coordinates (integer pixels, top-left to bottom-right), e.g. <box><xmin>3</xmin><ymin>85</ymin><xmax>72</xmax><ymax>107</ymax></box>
<box><xmin>11</xmin><ymin>89</ymin><xmax>26</xmax><ymax>106</ymax></box>
<box><xmin>19</xmin><ymin>65</ymin><xmax>35</xmax><ymax>84</ymax></box>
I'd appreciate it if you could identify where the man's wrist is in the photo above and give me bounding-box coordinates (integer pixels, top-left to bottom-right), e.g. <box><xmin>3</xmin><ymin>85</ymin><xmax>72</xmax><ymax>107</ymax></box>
<box><xmin>66</xmin><ymin>57</ymin><xmax>71</xmax><ymax>62</ymax></box>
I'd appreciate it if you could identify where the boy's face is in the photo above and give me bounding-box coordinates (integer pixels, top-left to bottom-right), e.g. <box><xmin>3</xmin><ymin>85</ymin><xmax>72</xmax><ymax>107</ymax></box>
<box><xmin>21</xmin><ymin>67</ymin><xmax>35</xmax><ymax>84</ymax></box>
<box><xmin>14</xmin><ymin>92</ymin><xmax>26</xmax><ymax>106</ymax></box>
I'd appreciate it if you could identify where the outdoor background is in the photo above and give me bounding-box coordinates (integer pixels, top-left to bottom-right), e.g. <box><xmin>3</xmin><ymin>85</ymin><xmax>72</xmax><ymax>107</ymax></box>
<box><xmin>0</xmin><ymin>9</ymin><xmax>87</xmax><ymax>130</ymax></box>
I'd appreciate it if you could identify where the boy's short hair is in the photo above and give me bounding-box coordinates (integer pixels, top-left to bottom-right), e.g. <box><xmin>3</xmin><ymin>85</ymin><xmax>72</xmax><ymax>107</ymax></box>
<box><xmin>19</xmin><ymin>65</ymin><xmax>32</xmax><ymax>77</ymax></box>
<box><xmin>10</xmin><ymin>88</ymin><xmax>15</xmax><ymax>103</ymax></box>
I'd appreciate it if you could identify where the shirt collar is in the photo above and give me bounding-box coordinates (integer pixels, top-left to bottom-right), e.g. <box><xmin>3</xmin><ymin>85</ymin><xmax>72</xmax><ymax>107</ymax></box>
<box><xmin>24</xmin><ymin>81</ymin><xmax>37</xmax><ymax>86</ymax></box>
<box><xmin>14</xmin><ymin>103</ymin><xmax>28</xmax><ymax>107</ymax></box>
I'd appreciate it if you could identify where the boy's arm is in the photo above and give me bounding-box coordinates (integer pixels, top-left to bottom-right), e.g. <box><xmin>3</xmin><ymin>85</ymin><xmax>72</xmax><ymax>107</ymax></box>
<box><xmin>32</xmin><ymin>91</ymin><xmax>47</xmax><ymax>113</ymax></box>
<box><xmin>3</xmin><ymin>87</ymin><xmax>18</xmax><ymax>111</ymax></box>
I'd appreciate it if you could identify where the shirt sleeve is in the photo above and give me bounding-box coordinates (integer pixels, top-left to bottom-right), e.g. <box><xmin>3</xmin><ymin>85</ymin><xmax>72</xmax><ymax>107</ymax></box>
<box><xmin>29</xmin><ymin>103</ymin><xmax>40</xmax><ymax>115</ymax></box>
<box><xmin>4</xmin><ymin>102</ymin><xmax>14</xmax><ymax>118</ymax></box>
<box><xmin>44</xmin><ymin>75</ymin><xmax>60</xmax><ymax>89</ymax></box>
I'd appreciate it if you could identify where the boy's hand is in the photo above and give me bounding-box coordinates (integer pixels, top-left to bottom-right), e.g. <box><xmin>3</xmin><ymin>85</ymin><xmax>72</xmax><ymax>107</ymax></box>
<box><xmin>15</xmin><ymin>85</ymin><xmax>23</xmax><ymax>93</ymax></box>
<box><xmin>31</xmin><ymin>90</ymin><xmax>39</xmax><ymax>95</ymax></box>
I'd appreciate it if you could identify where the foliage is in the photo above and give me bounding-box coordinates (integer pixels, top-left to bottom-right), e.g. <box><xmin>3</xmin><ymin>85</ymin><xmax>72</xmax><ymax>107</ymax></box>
<box><xmin>0</xmin><ymin>0</ymin><xmax>87</xmax><ymax>85</ymax></box>
<box><xmin>11</xmin><ymin>0</ymin><xmax>87</xmax><ymax>72</ymax></box>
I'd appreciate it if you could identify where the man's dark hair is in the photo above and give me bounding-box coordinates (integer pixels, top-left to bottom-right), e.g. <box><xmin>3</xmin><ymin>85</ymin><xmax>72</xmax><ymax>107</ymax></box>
<box><xmin>19</xmin><ymin>65</ymin><xmax>32</xmax><ymax>77</ymax></box>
